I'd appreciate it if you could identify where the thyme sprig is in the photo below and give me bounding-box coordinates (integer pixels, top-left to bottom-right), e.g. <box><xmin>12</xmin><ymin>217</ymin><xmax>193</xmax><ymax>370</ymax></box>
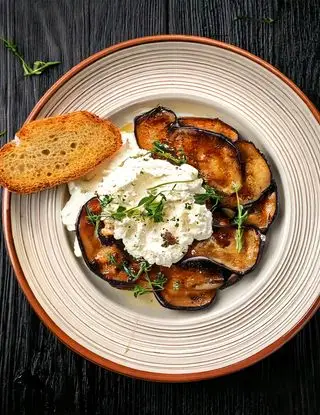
<box><xmin>108</xmin><ymin>255</ymin><xmax>151</xmax><ymax>282</ymax></box>
<box><xmin>108</xmin><ymin>254</ymin><xmax>167</xmax><ymax>297</ymax></box>
<box><xmin>110</xmin><ymin>191</ymin><xmax>167</xmax><ymax>222</ymax></box>
<box><xmin>233</xmin><ymin>183</ymin><xmax>248</xmax><ymax>252</ymax></box>
<box><xmin>85</xmin><ymin>206</ymin><xmax>105</xmax><ymax>235</ymax></box>
<box><xmin>86</xmin><ymin>178</ymin><xmax>204</xmax><ymax>227</ymax></box>
<box><xmin>234</xmin><ymin>16</ymin><xmax>276</xmax><ymax>24</ymax></box>
<box><xmin>147</xmin><ymin>179</ymin><xmax>197</xmax><ymax>192</ymax></box>
<box><xmin>1</xmin><ymin>38</ymin><xmax>60</xmax><ymax>76</ymax></box>
<box><xmin>194</xmin><ymin>184</ymin><xmax>222</xmax><ymax>210</ymax></box>
<box><xmin>126</xmin><ymin>141</ymin><xmax>186</xmax><ymax>166</ymax></box>
<box><xmin>85</xmin><ymin>196</ymin><xmax>113</xmax><ymax>235</ymax></box>
<box><xmin>133</xmin><ymin>272</ymin><xmax>167</xmax><ymax>297</ymax></box>
<box><xmin>151</xmin><ymin>141</ymin><xmax>187</xmax><ymax>165</ymax></box>
<box><xmin>0</xmin><ymin>130</ymin><xmax>6</xmax><ymax>138</ymax></box>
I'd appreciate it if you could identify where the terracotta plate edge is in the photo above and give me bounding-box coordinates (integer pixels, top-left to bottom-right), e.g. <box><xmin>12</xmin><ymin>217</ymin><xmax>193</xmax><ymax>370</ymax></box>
<box><xmin>2</xmin><ymin>35</ymin><xmax>320</xmax><ymax>382</ymax></box>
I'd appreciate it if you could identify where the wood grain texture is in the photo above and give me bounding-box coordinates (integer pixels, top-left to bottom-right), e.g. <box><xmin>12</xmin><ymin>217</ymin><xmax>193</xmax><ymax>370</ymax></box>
<box><xmin>0</xmin><ymin>0</ymin><xmax>319</xmax><ymax>414</ymax></box>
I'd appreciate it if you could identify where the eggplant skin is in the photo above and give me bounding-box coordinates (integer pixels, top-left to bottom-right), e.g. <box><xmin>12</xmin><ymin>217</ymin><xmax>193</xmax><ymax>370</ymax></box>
<box><xmin>76</xmin><ymin>197</ymin><xmax>139</xmax><ymax>289</ymax></box>
<box><xmin>167</xmin><ymin>126</ymin><xmax>242</xmax><ymax>194</ymax></box>
<box><xmin>154</xmin><ymin>289</ymin><xmax>217</xmax><ymax>311</ymax></box>
<box><xmin>246</xmin><ymin>182</ymin><xmax>278</xmax><ymax>232</ymax></box>
<box><xmin>211</xmin><ymin>209</ymin><xmax>233</xmax><ymax>227</ymax></box>
<box><xmin>134</xmin><ymin>106</ymin><xmax>177</xmax><ymax>150</ymax></box>
<box><xmin>188</xmin><ymin>226</ymin><xmax>265</xmax><ymax>275</ymax></box>
<box><xmin>154</xmin><ymin>261</ymin><xmax>224</xmax><ymax>310</ymax></box>
<box><xmin>178</xmin><ymin>117</ymin><xmax>239</xmax><ymax>142</ymax></box>
<box><xmin>222</xmin><ymin>140</ymin><xmax>272</xmax><ymax>207</ymax></box>
<box><xmin>220</xmin><ymin>272</ymin><xmax>243</xmax><ymax>290</ymax></box>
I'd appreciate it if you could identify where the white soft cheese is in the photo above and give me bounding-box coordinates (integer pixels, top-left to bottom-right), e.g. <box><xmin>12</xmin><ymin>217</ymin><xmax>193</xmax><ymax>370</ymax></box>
<box><xmin>61</xmin><ymin>132</ymin><xmax>213</xmax><ymax>267</ymax></box>
<box><xmin>61</xmin><ymin>132</ymin><xmax>139</xmax><ymax>232</ymax></box>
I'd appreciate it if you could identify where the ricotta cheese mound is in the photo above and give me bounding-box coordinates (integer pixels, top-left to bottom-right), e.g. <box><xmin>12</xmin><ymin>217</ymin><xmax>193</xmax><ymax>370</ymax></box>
<box><xmin>61</xmin><ymin>132</ymin><xmax>213</xmax><ymax>267</ymax></box>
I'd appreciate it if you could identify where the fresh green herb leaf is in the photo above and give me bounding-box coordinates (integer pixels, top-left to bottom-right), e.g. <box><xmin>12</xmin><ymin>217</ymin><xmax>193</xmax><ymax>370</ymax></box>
<box><xmin>123</xmin><ymin>261</ymin><xmax>152</xmax><ymax>282</ymax></box>
<box><xmin>147</xmin><ymin>179</ymin><xmax>197</xmax><ymax>192</ymax></box>
<box><xmin>99</xmin><ymin>195</ymin><xmax>113</xmax><ymax>208</ymax></box>
<box><xmin>234</xmin><ymin>16</ymin><xmax>276</xmax><ymax>24</ymax></box>
<box><xmin>85</xmin><ymin>206</ymin><xmax>103</xmax><ymax>235</ymax></box>
<box><xmin>126</xmin><ymin>208</ymin><xmax>141</xmax><ymax>218</ymax></box>
<box><xmin>151</xmin><ymin>141</ymin><xmax>187</xmax><ymax>165</ymax></box>
<box><xmin>232</xmin><ymin>183</ymin><xmax>248</xmax><ymax>252</ymax></box>
<box><xmin>133</xmin><ymin>284</ymin><xmax>149</xmax><ymax>297</ymax></box>
<box><xmin>108</xmin><ymin>254</ymin><xmax>126</xmax><ymax>271</ymax></box>
<box><xmin>0</xmin><ymin>130</ymin><xmax>6</xmax><ymax>138</ymax></box>
<box><xmin>151</xmin><ymin>272</ymin><xmax>167</xmax><ymax>290</ymax></box>
<box><xmin>111</xmin><ymin>205</ymin><xmax>127</xmax><ymax>221</ymax></box>
<box><xmin>133</xmin><ymin>271</ymin><xmax>167</xmax><ymax>297</ymax></box>
<box><xmin>1</xmin><ymin>38</ymin><xmax>60</xmax><ymax>76</ymax></box>
<box><xmin>138</xmin><ymin>195</ymin><xmax>154</xmax><ymax>206</ymax></box>
<box><xmin>108</xmin><ymin>255</ymin><xmax>152</xmax><ymax>283</ymax></box>
<box><xmin>108</xmin><ymin>254</ymin><xmax>118</xmax><ymax>266</ymax></box>
<box><xmin>261</xmin><ymin>17</ymin><xmax>275</xmax><ymax>24</ymax></box>
<box><xmin>194</xmin><ymin>184</ymin><xmax>222</xmax><ymax>209</ymax></box>
<box><xmin>109</xmin><ymin>191</ymin><xmax>167</xmax><ymax>223</ymax></box>
<box><xmin>108</xmin><ymin>179</ymin><xmax>199</xmax><ymax>224</ymax></box>
<box><xmin>144</xmin><ymin>193</ymin><xmax>166</xmax><ymax>222</ymax></box>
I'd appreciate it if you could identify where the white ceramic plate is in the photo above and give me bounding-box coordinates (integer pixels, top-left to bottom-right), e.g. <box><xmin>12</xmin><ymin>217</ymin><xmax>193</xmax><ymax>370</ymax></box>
<box><xmin>4</xmin><ymin>36</ymin><xmax>320</xmax><ymax>382</ymax></box>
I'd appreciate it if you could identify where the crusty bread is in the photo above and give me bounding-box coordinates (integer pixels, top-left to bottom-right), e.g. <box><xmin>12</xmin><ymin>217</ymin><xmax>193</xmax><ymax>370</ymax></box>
<box><xmin>0</xmin><ymin>111</ymin><xmax>122</xmax><ymax>193</ymax></box>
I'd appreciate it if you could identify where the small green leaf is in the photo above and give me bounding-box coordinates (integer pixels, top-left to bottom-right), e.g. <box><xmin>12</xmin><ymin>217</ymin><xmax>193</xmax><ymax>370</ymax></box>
<box><xmin>232</xmin><ymin>183</ymin><xmax>248</xmax><ymax>252</ymax></box>
<box><xmin>111</xmin><ymin>205</ymin><xmax>127</xmax><ymax>221</ymax></box>
<box><xmin>1</xmin><ymin>37</ymin><xmax>60</xmax><ymax>77</ymax></box>
<box><xmin>99</xmin><ymin>195</ymin><xmax>113</xmax><ymax>208</ymax></box>
<box><xmin>261</xmin><ymin>17</ymin><xmax>275</xmax><ymax>24</ymax></box>
<box><xmin>234</xmin><ymin>15</ymin><xmax>276</xmax><ymax>24</ymax></box>
<box><xmin>133</xmin><ymin>271</ymin><xmax>167</xmax><ymax>297</ymax></box>
<box><xmin>194</xmin><ymin>184</ymin><xmax>222</xmax><ymax>209</ymax></box>
<box><xmin>151</xmin><ymin>140</ymin><xmax>187</xmax><ymax>165</ymax></box>
<box><xmin>0</xmin><ymin>130</ymin><xmax>7</xmax><ymax>138</ymax></box>
<box><xmin>25</xmin><ymin>60</ymin><xmax>60</xmax><ymax>76</ymax></box>
<box><xmin>138</xmin><ymin>195</ymin><xmax>153</xmax><ymax>206</ymax></box>
<box><xmin>133</xmin><ymin>284</ymin><xmax>150</xmax><ymax>297</ymax></box>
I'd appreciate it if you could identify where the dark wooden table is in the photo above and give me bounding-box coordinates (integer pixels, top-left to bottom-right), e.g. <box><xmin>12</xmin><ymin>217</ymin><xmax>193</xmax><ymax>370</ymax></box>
<box><xmin>0</xmin><ymin>1</ymin><xmax>319</xmax><ymax>414</ymax></box>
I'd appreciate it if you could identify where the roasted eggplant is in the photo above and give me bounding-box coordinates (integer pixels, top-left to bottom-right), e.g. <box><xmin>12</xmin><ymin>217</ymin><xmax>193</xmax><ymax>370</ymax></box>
<box><xmin>167</xmin><ymin>126</ymin><xmax>242</xmax><ymax>194</ymax></box>
<box><xmin>76</xmin><ymin>197</ymin><xmax>143</xmax><ymax>288</ymax></box>
<box><xmin>246</xmin><ymin>183</ymin><xmax>278</xmax><ymax>232</ymax></box>
<box><xmin>134</xmin><ymin>106</ymin><xmax>176</xmax><ymax>150</ymax></box>
<box><xmin>222</xmin><ymin>140</ymin><xmax>272</xmax><ymax>207</ymax></box>
<box><xmin>211</xmin><ymin>209</ymin><xmax>233</xmax><ymax>227</ymax></box>
<box><xmin>178</xmin><ymin>117</ymin><xmax>238</xmax><ymax>142</ymax></box>
<box><xmin>220</xmin><ymin>273</ymin><xmax>243</xmax><ymax>290</ymax></box>
<box><xmin>74</xmin><ymin>106</ymin><xmax>278</xmax><ymax>310</ymax></box>
<box><xmin>188</xmin><ymin>226</ymin><xmax>265</xmax><ymax>275</ymax></box>
<box><xmin>154</xmin><ymin>260</ymin><xmax>224</xmax><ymax>310</ymax></box>
<box><xmin>135</xmin><ymin>108</ymin><xmax>242</xmax><ymax>194</ymax></box>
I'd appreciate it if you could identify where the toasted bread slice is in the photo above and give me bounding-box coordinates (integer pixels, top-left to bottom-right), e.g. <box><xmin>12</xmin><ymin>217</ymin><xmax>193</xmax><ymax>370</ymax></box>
<box><xmin>0</xmin><ymin>111</ymin><xmax>122</xmax><ymax>193</ymax></box>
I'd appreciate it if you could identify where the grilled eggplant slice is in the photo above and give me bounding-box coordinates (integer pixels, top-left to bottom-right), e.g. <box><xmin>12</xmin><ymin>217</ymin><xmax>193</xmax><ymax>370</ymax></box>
<box><xmin>211</xmin><ymin>209</ymin><xmax>232</xmax><ymax>227</ymax></box>
<box><xmin>76</xmin><ymin>197</ymin><xmax>142</xmax><ymax>288</ymax></box>
<box><xmin>168</xmin><ymin>126</ymin><xmax>242</xmax><ymax>194</ymax></box>
<box><xmin>222</xmin><ymin>140</ymin><xmax>272</xmax><ymax>207</ymax></box>
<box><xmin>220</xmin><ymin>273</ymin><xmax>243</xmax><ymax>290</ymax></box>
<box><xmin>246</xmin><ymin>183</ymin><xmax>278</xmax><ymax>232</ymax></box>
<box><xmin>154</xmin><ymin>260</ymin><xmax>224</xmax><ymax>310</ymax></box>
<box><xmin>134</xmin><ymin>106</ymin><xmax>176</xmax><ymax>150</ymax></box>
<box><xmin>178</xmin><ymin>117</ymin><xmax>238</xmax><ymax>142</ymax></box>
<box><xmin>189</xmin><ymin>226</ymin><xmax>265</xmax><ymax>275</ymax></box>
